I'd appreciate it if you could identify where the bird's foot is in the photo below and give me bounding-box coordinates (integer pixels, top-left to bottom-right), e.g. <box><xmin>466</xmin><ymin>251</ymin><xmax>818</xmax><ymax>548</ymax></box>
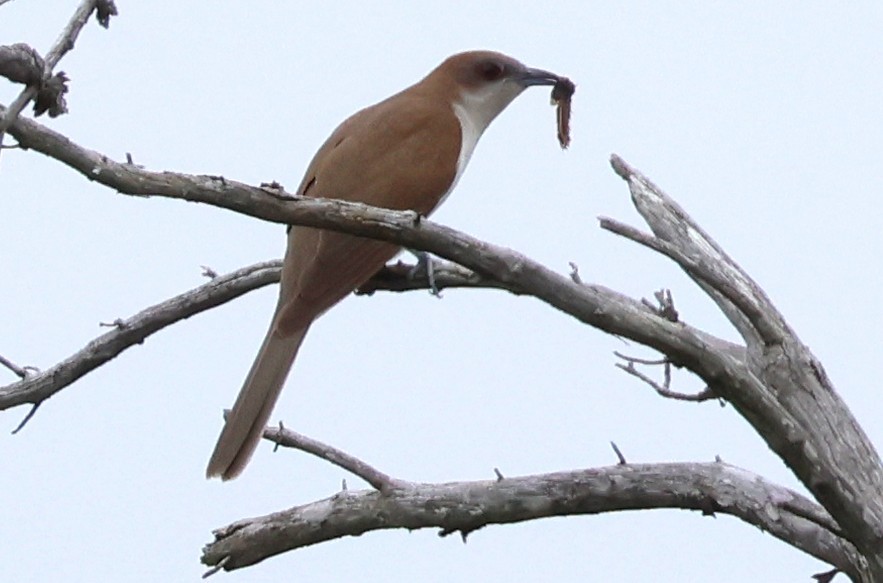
<box><xmin>407</xmin><ymin>249</ymin><xmax>442</xmax><ymax>298</ymax></box>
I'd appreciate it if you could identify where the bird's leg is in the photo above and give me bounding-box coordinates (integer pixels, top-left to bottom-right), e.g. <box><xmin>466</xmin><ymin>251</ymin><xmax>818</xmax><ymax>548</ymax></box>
<box><xmin>406</xmin><ymin>249</ymin><xmax>442</xmax><ymax>298</ymax></box>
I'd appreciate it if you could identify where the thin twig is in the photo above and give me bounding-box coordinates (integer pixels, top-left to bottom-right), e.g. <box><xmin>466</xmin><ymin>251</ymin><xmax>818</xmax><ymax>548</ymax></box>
<box><xmin>600</xmin><ymin>217</ymin><xmax>781</xmax><ymax>345</ymax></box>
<box><xmin>263</xmin><ymin>424</ymin><xmax>405</xmax><ymax>492</ymax></box>
<box><xmin>568</xmin><ymin>261</ymin><xmax>582</xmax><ymax>284</ymax></box>
<box><xmin>0</xmin><ymin>354</ymin><xmax>28</xmax><ymax>379</ymax></box>
<box><xmin>0</xmin><ymin>0</ymin><xmax>101</xmax><ymax>140</ymax></box>
<box><xmin>811</xmin><ymin>568</ymin><xmax>840</xmax><ymax>582</ymax></box>
<box><xmin>45</xmin><ymin>0</ymin><xmax>102</xmax><ymax>68</ymax></box>
<box><xmin>615</xmin><ymin>361</ymin><xmax>716</xmax><ymax>402</ymax></box>
<box><xmin>613</xmin><ymin>351</ymin><xmax>667</xmax><ymax>366</ymax></box>
<box><xmin>12</xmin><ymin>402</ymin><xmax>41</xmax><ymax>433</ymax></box>
<box><xmin>201</xmin><ymin>555</ymin><xmax>230</xmax><ymax>579</ymax></box>
<box><xmin>610</xmin><ymin>441</ymin><xmax>627</xmax><ymax>465</ymax></box>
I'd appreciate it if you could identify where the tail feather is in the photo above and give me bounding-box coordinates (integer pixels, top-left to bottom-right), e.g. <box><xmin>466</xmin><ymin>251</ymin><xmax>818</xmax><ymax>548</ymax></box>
<box><xmin>206</xmin><ymin>325</ymin><xmax>309</xmax><ymax>480</ymax></box>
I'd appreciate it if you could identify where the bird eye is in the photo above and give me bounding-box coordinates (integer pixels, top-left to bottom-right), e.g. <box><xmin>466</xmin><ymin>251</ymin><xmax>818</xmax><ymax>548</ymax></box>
<box><xmin>478</xmin><ymin>60</ymin><xmax>505</xmax><ymax>81</ymax></box>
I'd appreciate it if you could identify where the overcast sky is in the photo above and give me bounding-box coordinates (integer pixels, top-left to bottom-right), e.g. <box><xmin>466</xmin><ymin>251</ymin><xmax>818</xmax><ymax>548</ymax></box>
<box><xmin>2</xmin><ymin>1</ymin><xmax>882</xmax><ymax>581</ymax></box>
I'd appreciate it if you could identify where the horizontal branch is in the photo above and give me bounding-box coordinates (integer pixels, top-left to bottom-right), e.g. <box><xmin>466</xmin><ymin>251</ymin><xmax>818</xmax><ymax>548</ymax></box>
<box><xmin>202</xmin><ymin>461</ymin><xmax>860</xmax><ymax>578</ymax></box>
<box><xmin>356</xmin><ymin>258</ymin><xmax>508</xmax><ymax>295</ymax></box>
<box><xmin>4</xmin><ymin>106</ymin><xmax>744</xmax><ymax>369</ymax></box>
<box><xmin>8</xmin><ymin>107</ymin><xmax>878</xmax><ymax>575</ymax></box>
<box><xmin>0</xmin><ymin>262</ymin><xmax>279</xmax><ymax>411</ymax></box>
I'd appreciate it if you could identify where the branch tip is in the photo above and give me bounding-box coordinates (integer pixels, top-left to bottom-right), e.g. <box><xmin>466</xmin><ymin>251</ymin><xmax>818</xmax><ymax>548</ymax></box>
<box><xmin>262</xmin><ymin>424</ymin><xmax>402</xmax><ymax>492</ymax></box>
<box><xmin>609</xmin><ymin>154</ymin><xmax>633</xmax><ymax>181</ymax></box>
<box><xmin>12</xmin><ymin>402</ymin><xmax>41</xmax><ymax>434</ymax></box>
<box><xmin>201</xmin><ymin>555</ymin><xmax>229</xmax><ymax>579</ymax></box>
<box><xmin>0</xmin><ymin>353</ymin><xmax>30</xmax><ymax>379</ymax></box>
<box><xmin>568</xmin><ymin>261</ymin><xmax>582</xmax><ymax>284</ymax></box>
<box><xmin>811</xmin><ymin>567</ymin><xmax>840</xmax><ymax>582</ymax></box>
<box><xmin>610</xmin><ymin>441</ymin><xmax>627</xmax><ymax>465</ymax></box>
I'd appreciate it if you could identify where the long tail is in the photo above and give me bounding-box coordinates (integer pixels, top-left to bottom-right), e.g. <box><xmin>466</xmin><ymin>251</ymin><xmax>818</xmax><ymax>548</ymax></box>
<box><xmin>206</xmin><ymin>324</ymin><xmax>309</xmax><ymax>480</ymax></box>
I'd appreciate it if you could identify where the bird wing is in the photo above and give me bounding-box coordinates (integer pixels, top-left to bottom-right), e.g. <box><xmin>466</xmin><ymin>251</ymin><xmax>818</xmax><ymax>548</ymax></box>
<box><xmin>274</xmin><ymin>93</ymin><xmax>461</xmax><ymax>334</ymax></box>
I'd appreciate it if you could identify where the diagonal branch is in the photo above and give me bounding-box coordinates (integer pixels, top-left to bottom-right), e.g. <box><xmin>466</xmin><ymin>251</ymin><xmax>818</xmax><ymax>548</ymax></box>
<box><xmin>0</xmin><ymin>261</ymin><xmax>279</xmax><ymax>413</ymax></box>
<box><xmin>263</xmin><ymin>424</ymin><xmax>405</xmax><ymax>492</ymax></box>
<box><xmin>201</xmin><ymin>460</ymin><xmax>862</xmax><ymax>579</ymax></box>
<box><xmin>4</xmin><ymin>107</ymin><xmax>744</xmax><ymax>365</ymax></box>
<box><xmin>606</xmin><ymin>155</ymin><xmax>883</xmax><ymax>573</ymax></box>
<box><xmin>7</xmin><ymin>108</ymin><xmax>881</xmax><ymax>575</ymax></box>
<box><xmin>0</xmin><ymin>0</ymin><xmax>111</xmax><ymax>138</ymax></box>
<box><xmin>0</xmin><ymin>253</ymin><xmax>509</xmax><ymax>415</ymax></box>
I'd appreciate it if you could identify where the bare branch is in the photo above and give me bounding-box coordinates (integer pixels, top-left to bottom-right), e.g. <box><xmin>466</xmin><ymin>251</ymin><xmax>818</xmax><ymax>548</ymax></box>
<box><xmin>0</xmin><ymin>0</ymin><xmax>112</xmax><ymax>142</ymax></box>
<box><xmin>1</xmin><ymin>111</ymin><xmax>746</xmax><ymax>368</ymax></box>
<box><xmin>0</xmin><ymin>44</ymin><xmax>44</xmax><ymax>86</ymax></box>
<box><xmin>202</xmin><ymin>461</ymin><xmax>862</xmax><ymax>578</ymax></box>
<box><xmin>262</xmin><ymin>423</ymin><xmax>405</xmax><ymax>492</ymax></box>
<box><xmin>11</xmin><ymin>402</ymin><xmax>40</xmax><ymax>434</ymax></box>
<box><xmin>568</xmin><ymin>261</ymin><xmax>582</xmax><ymax>284</ymax></box>
<box><xmin>615</xmin><ymin>360</ymin><xmax>716</xmax><ymax>402</ymax></box>
<box><xmin>613</xmin><ymin>351</ymin><xmax>666</xmax><ymax>366</ymax></box>
<box><xmin>6</xmin><ymin>109</ymin><xmax>879</xmax><ymax>574</ymax></box>
<box><xmin>44</xmin><ymin>0</ymin><xmax>107</xmax><ymax>69</ymax></box>
<box><xmin>610</xmin><ymin>441</ymin><xmax>627</xmax><ymax>464</ymax></box>
<box><xmin>357</xmin><ymin>258</ymin><xmax>506</xmax><ymax>295</ymax></box>
<box><xmin>0</xmin><ymin>261</ymin><xmax>280</xmax><ymax>413</ymax></box>
<box><xmin>813</xmin><ymin>568</ymin><xmax>841</xmax><ymax>583</ymax></box>
<box><xmin>0</xmin><ymin>353</ymin><xmax>29</xmax><ymax>379</ymax></box>
<box><xmin>608</xmin><ymin>155</ymin><xmax>883</xmax><ymax>570</ymax></box>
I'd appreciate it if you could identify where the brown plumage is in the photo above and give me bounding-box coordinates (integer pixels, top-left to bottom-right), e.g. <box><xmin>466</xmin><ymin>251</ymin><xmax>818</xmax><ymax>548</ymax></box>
<box><xmin>207</xmin><ymin>51</ymin><xmax>566</xmax><ymax>480</ymax></box>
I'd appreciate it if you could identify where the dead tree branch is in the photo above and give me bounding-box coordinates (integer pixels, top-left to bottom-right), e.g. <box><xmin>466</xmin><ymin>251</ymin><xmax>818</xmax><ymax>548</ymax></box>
<box><xmin>0</xmin><ymin>261</ymin><xmax>279</xmax><ymax>414</ymax></box>
<box><xmin>603</xmin><ymin>155</ymin><xmax>883</xmax><ymax>577</ymax></box>
<box><xmin>0</xmin><ymin>0</ymin><xmax>114</xmax><ymax>141</ymax></box>
<box><xmin>264</xmin><ymin>424</ymin><xmax>405</xmax><ymax>492</ymax></box>
<box><xmin>201</xmin><ymin>460</ymin><xmax>862</xmax><ymax>578</ymax></box>
<box><xmin>4</xmin><ymin>107</ymin><xmax>881</xmax><ymax>578</ymax></box>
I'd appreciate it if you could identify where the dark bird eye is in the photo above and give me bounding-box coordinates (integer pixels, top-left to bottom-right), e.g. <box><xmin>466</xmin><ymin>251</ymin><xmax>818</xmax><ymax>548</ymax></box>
<box><xmin>478</xmin><ymin>60</ymin><xmax>505</xmax><ymax>81</ymax></box>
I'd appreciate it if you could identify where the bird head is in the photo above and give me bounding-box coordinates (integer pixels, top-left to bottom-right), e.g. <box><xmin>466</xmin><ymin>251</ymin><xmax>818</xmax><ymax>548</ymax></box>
<box><xmin>427</xmin><ymin>50</ymin><xmax>564</xmax><ymax>133</ymax></box>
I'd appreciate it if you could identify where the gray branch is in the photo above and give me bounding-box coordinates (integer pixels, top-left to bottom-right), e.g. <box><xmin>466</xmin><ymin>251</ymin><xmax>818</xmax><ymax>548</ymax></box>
<box><xmin>4</xmin><ymin>107</ymin><xmax>881</xmax><ymax>579</ymax></box>
<box><xmin>201</xmin><ymin>460</ymin><xmax>862</xmax><ymax>579</ymax></box>
<box><xmin>0</xmin><ymin>0</ymin><xmax>115</xmax><ymax>138</ymax></box>
<box><xmin>0</xmin><ymin>262</ymin><xmax>279</xmax><ymax>411</ymax></box>
<box><xmin>603</xmin><ymin>155</ymin><xmax>883</xmax><ymax>579</ymax></box>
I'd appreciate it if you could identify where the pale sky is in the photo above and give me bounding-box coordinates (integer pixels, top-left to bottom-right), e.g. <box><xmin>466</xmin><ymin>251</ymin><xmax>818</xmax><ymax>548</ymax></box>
<box><xmin>2</xmin><ymin>2</ymin><xmax>882</xmax><ymax>581</ymax></box>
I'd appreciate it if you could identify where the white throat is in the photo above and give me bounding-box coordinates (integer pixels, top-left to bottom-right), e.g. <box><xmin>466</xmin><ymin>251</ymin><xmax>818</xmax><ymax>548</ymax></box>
<box><xmin>448</xmin><ymin>100</ymin><xmax>483</xmax><ymax>199</ymax></box>
<box><xmin>445</xmin><ymin>81</ymin><xmax>523</xmax><ymax>201</ymax></box>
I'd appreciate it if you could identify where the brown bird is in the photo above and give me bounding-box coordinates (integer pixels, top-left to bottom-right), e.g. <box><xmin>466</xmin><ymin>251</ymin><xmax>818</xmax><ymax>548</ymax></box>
<box><xmin>207</xmin><ymin>50</ymin><xmax>566</xmax><ymax>480</ymax></box>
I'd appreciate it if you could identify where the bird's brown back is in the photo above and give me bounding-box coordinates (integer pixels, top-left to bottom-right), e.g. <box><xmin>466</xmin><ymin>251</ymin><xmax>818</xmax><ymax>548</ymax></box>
<box><xmin>274</xmin><ymin>89</ymin><xmax>462</xmax><ymax>334</ymax></box>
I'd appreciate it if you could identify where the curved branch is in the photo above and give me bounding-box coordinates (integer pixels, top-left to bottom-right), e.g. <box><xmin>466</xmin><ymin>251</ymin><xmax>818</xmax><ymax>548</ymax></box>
<box><xmin>606</xmin><ymin>155</ymin><xmax>883</xmax><ymax>572</ymax></box>
<box><xmin>0</xmin><ymin>262</ymin><xmax>279</xmax><ymax>412</ymax></box>
<box><xmin>356</xmin><ymin>258</ymin><xmax>507</xmax><ymax>295</ymax></box>
<box><xmin>4</xmin><ymin>106</ymin><xmax>744</xmax><ymax>366</ymax></box>
<box><xmin>201</xmin><ymin>459</ymin><xmax>861</xmax><ymax>578</ymax></box>
<box><xmin>7</xmin><ymin>109</ymin><xmax>881</xmax><ymax>575</ymax></box>
<box><xmin>0</xmin><ymin>254</ymin><xmax>505</xmax><ymax>414</ymax></box>
<box><xmin>0</xmin><ymin>0</ymin><xmax>110</xmax><ymax>137</ymax></box>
